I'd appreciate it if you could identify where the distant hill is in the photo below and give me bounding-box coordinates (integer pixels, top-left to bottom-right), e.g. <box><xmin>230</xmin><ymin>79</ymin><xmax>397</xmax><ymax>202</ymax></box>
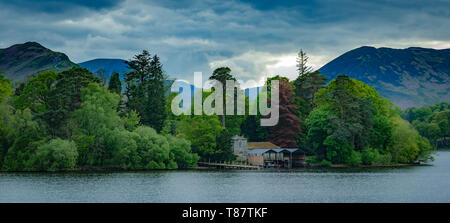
<box><xmin>319</xmin><ymin>46</ymin><xmax>450</xmax><ymax>109</ymax></box>
<box><xmin>0</xmin><ymin>42</ymin><xmax>77</xmax><ymax>81</ymax></box>
<box><xmin>78</xmin><ymin>58</ymin><xmax>130</xmax><ymax>81</ymax></box>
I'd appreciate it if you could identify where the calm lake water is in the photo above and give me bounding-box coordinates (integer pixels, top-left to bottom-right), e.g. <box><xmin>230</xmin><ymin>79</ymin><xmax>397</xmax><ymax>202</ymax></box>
<box><xmin>1</xmin><ymin>151</ymin><xmax>450</xmax><ymax>203</ymax></box>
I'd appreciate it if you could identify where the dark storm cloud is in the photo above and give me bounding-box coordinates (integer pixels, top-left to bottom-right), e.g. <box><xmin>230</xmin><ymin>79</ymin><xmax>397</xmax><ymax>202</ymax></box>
<box><xmin>0</xmin><ymin>0</ymin><xmax>123</xmax><ymax>13</ymax></box>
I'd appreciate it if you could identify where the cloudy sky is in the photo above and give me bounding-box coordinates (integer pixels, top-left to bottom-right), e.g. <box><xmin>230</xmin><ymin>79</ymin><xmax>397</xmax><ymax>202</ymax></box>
<box><xmin>0</xmin><ymin>0</ymin><xmax>449</xmax><ymax>86</ymax></box>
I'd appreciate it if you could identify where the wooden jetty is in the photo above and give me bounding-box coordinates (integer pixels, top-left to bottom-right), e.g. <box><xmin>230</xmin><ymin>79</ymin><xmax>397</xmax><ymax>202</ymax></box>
<box><xmin>197</xmin><ymin>161</ymin><xmax>261</xmax><ymax>170</ymax></box>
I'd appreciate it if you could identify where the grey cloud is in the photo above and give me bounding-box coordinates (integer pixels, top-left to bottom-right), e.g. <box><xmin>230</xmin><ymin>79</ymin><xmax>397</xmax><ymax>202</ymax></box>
<box><xmin>0</xmin><ymin>0</ymin><xmax>449</xmax><ymax>84</ymax></box>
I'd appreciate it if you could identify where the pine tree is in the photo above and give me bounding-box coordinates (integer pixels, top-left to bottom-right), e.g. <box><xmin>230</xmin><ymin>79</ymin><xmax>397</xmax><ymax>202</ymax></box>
<box><xmin>146</xmin><ymin>55</ymin><xmax>167</xmax><ymax>132</ymax></box>
<box><xmin>294</xmin><ymin>49</ymin><xmax>327</xmax><ymax>106</ymax></box>
<box><xmin>108</xmin><ymin>72</ymin><xmax>122</xmax><ymax>95</ymax></box>
<box><xmin>296</xmin><ymin>49</ymin><xmax>313</xmax><ymax>77</ymax></box>
<box><xmin>209</xmin><ymin>67</ymin><xmax>236</xmax><ymax>127</ymax></box>
<box><xmin>125</xmin><ymin>51</ymin><xmax>167</xmax><ymax>132</ymax></box>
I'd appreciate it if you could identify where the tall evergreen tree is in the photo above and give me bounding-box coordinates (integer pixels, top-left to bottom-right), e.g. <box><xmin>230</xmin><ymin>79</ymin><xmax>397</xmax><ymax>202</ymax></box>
<box><xmin>293</xmin><ymin>50</ymin><xmax>327</xmax><ymax>118</ymax></box>
<box><xmin>209</xmin><ymin>67</ymin><xmax>236</xmax><ymax>127</ymax></box>
<box><xmin>147</xmin><ymin>55</ymin><xmax>167</xmax><ymax>132</ymax></box>
<box><xmin>296</xmin><ymin>49</ymin><xmax>313</xmax><ymax>76</ymax></box>
<box><xmin>240</xmin><ymin>114</ymin><xmax>269</xmax><ymax>141</ymax></box>
<box><xmin>108</xmin><ymin>72</ymin><xmax>122</xmax><ymax>95</ymax></box>
<box><xmin>46</xmin><ymin>67</ymin><xmax>100</xmax><ymax>137</ymax></box>
<box><xmin>125</xmin><ymin>51</ymin><xmax>167</xmax><ymax>132</ymax></box>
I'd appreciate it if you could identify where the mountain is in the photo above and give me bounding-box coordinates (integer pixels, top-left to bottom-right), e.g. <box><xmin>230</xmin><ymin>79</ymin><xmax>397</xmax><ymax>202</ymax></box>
<box><xmin>78</xmin><ymin>58</ymin><xmax>130</xmax><ymax>81</ymax></box>
<box><xmin>0</xmin><ymin>42</ymin><xmax>77</xmax><ymax>81</ymax></box>
<box><xmin>319</xmin><ymin>46</ymin><xmax>450</xmax><ymax>109</ymax></box>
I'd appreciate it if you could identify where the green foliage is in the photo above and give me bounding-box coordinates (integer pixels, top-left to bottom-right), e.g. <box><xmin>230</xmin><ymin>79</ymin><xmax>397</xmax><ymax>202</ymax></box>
<box><xmin>1</xmin><ymin>109</ymin><xmax>47</xmax><ymax>171</ymax></box>
<box><xmin>11</xmin><ymin>68</ymin><xmax>100</xmax><ymax>138</ymax></box>
<box><xmin>69</xmin><ymin>83</ymin><xmax>197</xmax><ymax>170</ymax></box>
<box><xmin>213</xmin><ymin>129</ymin><xmax>235</xmax><ymax>162</ymax></box>
<box><xmin>323</xmin><ymin>136</ymin><xmax>355</xmax><ymax>165</ymax></box>
<box><xmin>0</xmin><ymin>73</ymin><xmax>12</xmax><ymax>102</ymax></box>
<box><xmin>293</xmin><ymin>70</ymin><xmax>327</xmax><ymax>110</ymax></box>
<box><xmin>361</xmin><ymin>148</ymin><xmax>380</xmax><ymax>165</ymax></box>
<box><xmin>209</xmin><ymin>66</ymin><xmax>237</xmax><ymax>127</ymax></box>
<box><xmin>161</xmin><ymin>119</ymin><xmax>180</xmax><ymax>136</ymax></box>
<box><xmin>125</xmin><ymin>51</ymin><xmax>167</xmax><ymax>132</ymax></box>
<box><xmin>318</xmin><ymin>159</ymin><xmax>332</xmax><ymax>167</ymax></box>
<box><xmin>296</xmin><ymin>49</ymin><xmax>313</xmax><ymax>76</ymax></box>
<box><xmin>1</xmin><ymin>62</ymin><xmax>198</xmax><ymax>171</ymax></box>
<box><xmin>108</xmin><ymin>72</ymin><xmax>122</xmax><ymax>94</ymax></box>
<box><xmin>72</xmin><ymin>83</ymin><xmax>122</xmax><ymax>166</ymax></box>
<box><xmin>402</xmin><ymin>102</ymin><xmax>449</xmax><ymax>149</ymax></box>
<box><xmin>165</xmin><ymin>135</ymin><xmax>199</xmax><ymax>168</ymax></box>
<box><xmin>306</xmin><ymin>74</ymin><xmax>434</xmax><ymax>165</ymax></box>
<box><xmin>240</xmin><ymin>114</ymin><xmax>269</xmax><ymax>141</ymax></box>
<box><xmin>32</xmin><ymin>138</ymin><xmax>78</xmax><ymax>171</ymax></box>
<box><xmin>132</xmin><ymin>126</ymin><xmax>171</xmax><ymax>169</ymax></box>
<box><xmin>179</xmin><ymin>115</ymin><xmax>224</xmax><ymax>161</ymax></box>
<box><xmin>388</xmin><ymin>116</ymin><xmax>433</xmax><ymax>163</ymax></box>
<box><xmin>123</xmin><ymin>110</ymin><xmax>141</xmax><ymax>132</ymax></box>
<box><xmin>14</xmin><ymin>71</ymin><xmax>59</xmax><ymax>114</ymax></box>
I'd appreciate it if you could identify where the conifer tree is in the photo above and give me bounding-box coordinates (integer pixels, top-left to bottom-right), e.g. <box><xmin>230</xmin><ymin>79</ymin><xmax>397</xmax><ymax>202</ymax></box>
<box><xmin>125</xmin><ymin>51</ymin><xmax>167</xmax><ymax>132</ymax></box>
<box><xmin>108</xmin><ymin>72</ymin><xmax>122</xmax><ymax>95</ymax></box>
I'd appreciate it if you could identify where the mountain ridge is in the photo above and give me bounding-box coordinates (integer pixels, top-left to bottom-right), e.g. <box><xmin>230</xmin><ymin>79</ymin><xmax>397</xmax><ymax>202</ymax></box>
<box><xmin>0</xmin><ymin>42</ymin><xmax>77</xmax><ymax>81</ymax></box>
<box><xmin>78</xmin><ymin>58</ymin><xmax>130</xmax><ymax>81</ymax></box>
<box><xmin>319</xmin><ymin>46</ymin><xmax>450</xmax><ymax>108</ymax></box>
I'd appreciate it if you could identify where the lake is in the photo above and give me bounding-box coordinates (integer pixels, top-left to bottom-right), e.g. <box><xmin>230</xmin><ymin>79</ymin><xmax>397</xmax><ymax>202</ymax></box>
<box><xmin>1</xmin><ymin>151</ymin><xmax>450</xmax><ymax>203</ymax></box>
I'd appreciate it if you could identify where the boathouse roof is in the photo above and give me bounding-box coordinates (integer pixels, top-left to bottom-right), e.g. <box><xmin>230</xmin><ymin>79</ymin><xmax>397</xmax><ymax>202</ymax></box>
<box><xmin>247</xmin><ymin>142</ymin><xmax>279</xmax><ymax>149</ymax></box>
<box><xmin>248</xmin><ymin>148</ymin><xmax>301</xmax><ymax>155</ymax></box>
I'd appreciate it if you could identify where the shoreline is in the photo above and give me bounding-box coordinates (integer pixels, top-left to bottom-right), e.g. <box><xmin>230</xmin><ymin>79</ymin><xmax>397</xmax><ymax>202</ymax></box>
<box><xmin>0</xmin><ymin>163</ymin><xmax>427</xmax><ymax>173</ymax></box>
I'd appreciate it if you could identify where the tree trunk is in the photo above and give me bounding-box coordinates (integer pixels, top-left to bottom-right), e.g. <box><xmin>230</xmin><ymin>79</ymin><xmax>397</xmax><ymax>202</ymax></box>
<box><xmin>222</xmin><ymin>97</ymin><xmax>226</xmax><ymax>127</ymax></box>
<box><xmin>221</xmin><ymin>114</ymin><xmax>225</xmax><ymax>128</ymax></box>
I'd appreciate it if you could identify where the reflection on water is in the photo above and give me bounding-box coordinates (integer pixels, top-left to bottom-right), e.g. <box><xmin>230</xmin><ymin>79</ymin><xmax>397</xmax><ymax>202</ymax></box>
<box><xmin>1</xmin><ymin>151</ymin><xmax>450</xmax><ymax>202</ymax></box>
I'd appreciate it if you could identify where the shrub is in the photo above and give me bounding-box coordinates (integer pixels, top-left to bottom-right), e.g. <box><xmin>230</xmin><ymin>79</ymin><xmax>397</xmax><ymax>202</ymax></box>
<box><xmin>33</xmin><ymin>138</ymin><xmax>78</xmax><ymax>171</ymax></box>
<box><xmin>346</xmin><ymin>150</ymin><xmax>362</xmax><ymax>166</ymax></box>
<box><xmin>318</xmin><ymin>159</ymin><xmax>332</xmax><ymax>167</ymax></box>
<box><xmin>361</xmin><ymin>148</ymin><xmax>380</xmax><ymax>165</ymax></box>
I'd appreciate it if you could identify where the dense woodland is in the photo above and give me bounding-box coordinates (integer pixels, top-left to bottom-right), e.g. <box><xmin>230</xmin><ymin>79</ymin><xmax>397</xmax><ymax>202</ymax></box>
<box><xmin>401</xmin><ymin>103</ymin><xmax>450</xmax><ymax>149</ymax></box>
<box><xmin>0</xmin><ymin>49</ymin><xmax>438</xmax><ymax>171</ymax></box>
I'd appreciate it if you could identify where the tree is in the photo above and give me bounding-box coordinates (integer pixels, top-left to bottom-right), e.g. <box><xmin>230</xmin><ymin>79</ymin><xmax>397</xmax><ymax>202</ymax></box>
<box><xmin>1</xmin><ymin>109</ymin><xmax>47</xmax><ymax>171</ymax></box>
<box><xmin>213</xmin><ymin>129</ymin><xmax>235</xmax><ymax>162</ymax></box>
<box><xmin>292</xmin><ymin>51</ymin><xmax>326</xmax><ymax>120</ymax></box>
<box><xmin>14</xmin><ymin>71</ymin><xmax>59</xmax><ymax>114</ymax></box>
<box><xmin>72</xmin><ymin>83</ymin><xmax>122</xmax><ymax>167</ymax></box>
<box><xmin>305</xmin><ymin>105</ymin><xmax>334</xmax><ymax>160</ymax></box>
<box><xmin>32</xmin><ymin>138</ymin><xmax>78</xmax><ymax>171</ymax></box>
<box><xmin>132</xmin><ymin>126</ymin><xmax>172</xmax><ymax>169</ymax></box>
<box><xmin>0</xmin><ymin>72</ymin><xmax>12</xmax><ymax>102</ymax></box>
<box><xmin>307</xmin><ymin>74</ymin><xmax>434</xmax><ymax>164</ymax></box>
<box><xmin>240</xmin><ymin>114</ymin><xmax>269</xmax><ymax>141</ymax></box>
<box><xmin>266</xmin><ymin>76</ymin><xmax>302</xmax><ymax>148</ymax></box>
<box><xmin>209</xmin><ymin>67</ymin><xmax>236</xmax><ymax>127</ymax></box>
<box><xmin>45</xmin><ymin>67</ymin><xmax>101</xmax><ymax>137</ymax></box>
<box><xmin>165</xmin><ymin>135</ymin><xmax>199</xmax><ymax>168</ymax></box>
<box><xmin>401</xmin><ymin>102</ymin><xmax>449</xmax><ymax>148</ymax></box>
<box><xmin>0</xmin><ymin>75</ymin><xmax>13</xmax><ymax>167</ymax></box>
<box><xmin>296</xmin><ymin>49</ymin><xmax>313</xmax><ymax>76</ymax></box>
<box><xmin>388</xmin><ymin>117</ymin><xmax>429</xmax><ymax>163</ymax></box>
<box><xmin>293</xmin><ymin>71</ymin><xmax>327</xmax><ymax>110</ymax></box>
<box><xmin>125</xmin><ymin>51</ymin><xmax>167</xmax><ymax>132</ymax></box>
<box><xmin>179</xmin><ymin>115</ymin><xmax>224</xmax><ymax>161</ymax></box>
<box><xmin>108</xmin><ymin>72</ymin><xmax>122</xmax><ymax>95</ymax></box>
<box><xmin>146</xmin><ymin>55</ymin><xmax>167</xmax><ymax>132</ymax></box>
